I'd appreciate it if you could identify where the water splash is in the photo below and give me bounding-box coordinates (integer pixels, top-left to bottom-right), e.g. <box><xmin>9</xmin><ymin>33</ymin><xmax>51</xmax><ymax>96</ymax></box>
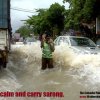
<box><xmin>0</xmin><ymin>42</ymin><xmax>100</xmax><ymax>100</ymax></box>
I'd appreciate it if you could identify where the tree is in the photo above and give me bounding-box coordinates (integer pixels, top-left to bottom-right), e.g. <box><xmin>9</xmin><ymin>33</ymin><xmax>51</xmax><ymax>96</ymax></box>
<box><xmin>48</xmin><ymin>3</ymin><xmax>65</xmax><ymax>36</ymax></box>
<box><xmin>26</xmin><ymin>3</ymin><xmax>65</xmax><ymax>37</ymax></box>
<box><xmin>26</xmin><ymin>9</ymin><xmax>51</xmax><ymax>35</ymax></box>
<box><xmin>15</xmin><ymin>25</ymin><xmax>33</xmax><ymax>37</ymax></box>
<box><xmin>63</xmin><ymin>0</ymin><xmax>96</xmax><ymax>30</ymax></box>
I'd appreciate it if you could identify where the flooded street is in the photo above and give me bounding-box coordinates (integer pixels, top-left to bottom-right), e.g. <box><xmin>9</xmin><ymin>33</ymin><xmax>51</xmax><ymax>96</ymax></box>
<box><xmin>0</xmin><ymin>42</ymin><xmax>100</xmax><ymax>100</ymax></box>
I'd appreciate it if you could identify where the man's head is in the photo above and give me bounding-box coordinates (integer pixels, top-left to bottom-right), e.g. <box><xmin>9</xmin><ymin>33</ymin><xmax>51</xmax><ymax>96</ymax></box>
<box><xmin>46</xmin><ymin>36</ymin><xmax>51</xmax><ymax>39</ymax></box>
<box><xmin>45</xmin><ymin>35</ymin><xmax>51</xmax><ymax>41</ymax></box>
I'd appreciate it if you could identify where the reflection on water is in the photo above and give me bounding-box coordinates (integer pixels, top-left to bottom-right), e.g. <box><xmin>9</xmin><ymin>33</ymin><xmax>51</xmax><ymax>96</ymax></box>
<box><xmin>0</xmin><ymin>41</ymin><xmax>100</xmax><ymax>100</ymax></box>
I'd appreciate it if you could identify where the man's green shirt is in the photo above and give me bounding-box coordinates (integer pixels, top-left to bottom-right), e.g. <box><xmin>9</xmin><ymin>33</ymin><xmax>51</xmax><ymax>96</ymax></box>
<box><xmin>42</xmin><ymin>42</ymin><xmax>52</xmax><ymax>58</ymax></box>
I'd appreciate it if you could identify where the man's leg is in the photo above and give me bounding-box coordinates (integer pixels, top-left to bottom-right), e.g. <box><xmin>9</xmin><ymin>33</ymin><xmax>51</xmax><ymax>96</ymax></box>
<box><xmin>48</xmin><ymin>58</ymin><xmax>54</xmax><ymax>69</ymax></box>
<box><xmin>41</xmin><ymin>58</ymin><xmax>47</xmax><ymax>70</ymax></box>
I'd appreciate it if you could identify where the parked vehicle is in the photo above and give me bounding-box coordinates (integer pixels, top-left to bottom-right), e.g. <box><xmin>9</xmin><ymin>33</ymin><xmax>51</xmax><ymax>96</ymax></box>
<box><xmin>25</xmin><ymin>37</ymin><xmax>37</xmax><ymax>44</ymax></box>
<box><xmin>54</xmin><ymin>36</ymin><xmax>100</xmax><ymax>55</ymax></box>
<box><xmin>0</xmin><ymin>0</ymin><xmax>11</xmax><ymax>68</ymax></box>
<box><xmin>0</xmin><ymin>30</ymin><xmax>9</xmax><ymax>68</ymax></box>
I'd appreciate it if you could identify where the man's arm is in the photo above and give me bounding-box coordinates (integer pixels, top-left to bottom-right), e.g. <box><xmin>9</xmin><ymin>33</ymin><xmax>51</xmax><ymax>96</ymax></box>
<box><xmin>41</xmin><ymin>40</ymin><xmax>44</xmax><ymax>48</ymax></box>
<box><xmin>48</xmin><ymin>38</ymin><xmax>55</xmax><ymax>52</ymax></box>
<box><xmin>49</xmin><ymin>42</ymin><xmax>55</xmax><ymax>52</ymax></box>
<box><xmin>41</xmin><ymin>34</ymin><xmax>46</xmax><ymax>48</ymax></box>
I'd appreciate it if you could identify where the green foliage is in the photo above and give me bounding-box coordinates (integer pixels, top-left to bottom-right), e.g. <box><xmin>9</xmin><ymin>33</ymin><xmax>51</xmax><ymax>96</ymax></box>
<box><xmin>15</xmin><ymin>25</ymin><xmax>33</xmax><ymax>37</ymax></box>
<box><xmin>26</xmin><ymin>9</ymin><xmax>50</xmax><ymax>34</ymax></box>
<box><xmin>63</xmin><ymin>0</ymin><xmax>96</xmax><ymax>30</ymax></box>
<box><xmin>82</xmin><ymin>0</ymin><xmax>95</xmax><ymax>22</ymax></box>
<box><xmin>48</xmin><ymin>3</ymin><xmax>65</xmax><ymax>33</ymax></box>
<box><xmin>26</xmin><ymin>3</ymin><xmax>65</xmax><ymax>36</ymax></box>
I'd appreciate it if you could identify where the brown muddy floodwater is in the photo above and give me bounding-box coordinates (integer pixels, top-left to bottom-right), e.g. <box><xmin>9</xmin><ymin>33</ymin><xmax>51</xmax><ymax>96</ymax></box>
<box><xmin>0</xmin><ymin>41</ymin><xmax>100</xmax><ymax>100</ymax></box>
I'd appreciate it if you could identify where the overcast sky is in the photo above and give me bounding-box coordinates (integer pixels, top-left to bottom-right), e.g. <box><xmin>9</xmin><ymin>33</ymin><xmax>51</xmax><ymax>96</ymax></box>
<box><xmin>11</xmin><ymin>0</ymin><xmax>69</xmax><ymax>32</ymax></box>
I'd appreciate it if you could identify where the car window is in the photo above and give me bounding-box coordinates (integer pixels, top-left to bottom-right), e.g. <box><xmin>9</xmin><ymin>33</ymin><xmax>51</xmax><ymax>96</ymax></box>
<box><xmin>26</xmin><ymin>37</ymin><xmax>36</xmax><ymax>42</ymax></box>
<box><xmin>54</xmin><ymin>37</ymin><xmax>59</xmax><ymax>45</ymax></box>
<box><xmin>63</xmin><ymin>37</ymin><xmax>69</xmax><ymax>45</ymax></box>
<box><xmin>58</xmin><ymin>37</ymin><xmax>69</xmax><ymax>45</ymax></box>
<box><xmin>70</xmin><ymin>37</ymin><xmax>96</xmax><ymax>47</ymax></box>
<box><xmin>58</xmin><ymin>37</ymin><xmax>63</xmax><ymax>45</ymax></box>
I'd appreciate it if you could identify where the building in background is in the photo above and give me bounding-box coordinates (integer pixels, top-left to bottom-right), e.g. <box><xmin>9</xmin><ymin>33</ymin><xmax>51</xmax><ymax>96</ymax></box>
<box><xmin>12</xmin><ymin>33</ymin><xmax>21</xmax><ymax>42</ymax></box>
<box><xmin>95</xmin><ymin>0</ymin><xmax>100</xmax><ymax>35</ymax></box>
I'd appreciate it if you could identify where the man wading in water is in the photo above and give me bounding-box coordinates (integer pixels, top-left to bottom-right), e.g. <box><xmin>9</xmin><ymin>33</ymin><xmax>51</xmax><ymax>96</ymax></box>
<box><xmin>41</xmin><ymin>33</ymin><xmax>55</xmax><ymax>70</ymax></box>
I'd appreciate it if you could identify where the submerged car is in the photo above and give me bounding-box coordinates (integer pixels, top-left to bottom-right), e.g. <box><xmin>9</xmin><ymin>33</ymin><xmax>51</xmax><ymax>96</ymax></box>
<box><xmin>54</xmin><ymin>36</ymin><xmax>100</xmax><ymax>55</ymax></box>
<box><xmin>25</xmin><ymin>37</ymin><xmax>37</xmax><ymax>44</ymax></box>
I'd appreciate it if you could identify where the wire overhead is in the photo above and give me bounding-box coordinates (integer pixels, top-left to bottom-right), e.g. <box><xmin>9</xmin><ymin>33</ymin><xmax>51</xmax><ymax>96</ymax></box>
<box><xmin>11</xmin><ymin>7</ymin><xmax>36</xmax><ymax>13</ymax></box>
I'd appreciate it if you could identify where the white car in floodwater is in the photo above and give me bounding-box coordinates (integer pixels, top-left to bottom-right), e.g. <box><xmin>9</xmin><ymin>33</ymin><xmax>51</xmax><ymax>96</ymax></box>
<box><xmin>25</xmin><ymin>37</ymin><xmax>37</xmax><ymax>44</ymax></box>
<box><xmin>54</xmin><ymin>36</ymin><xmax>100</xmax><ymax>55</ymax></box>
